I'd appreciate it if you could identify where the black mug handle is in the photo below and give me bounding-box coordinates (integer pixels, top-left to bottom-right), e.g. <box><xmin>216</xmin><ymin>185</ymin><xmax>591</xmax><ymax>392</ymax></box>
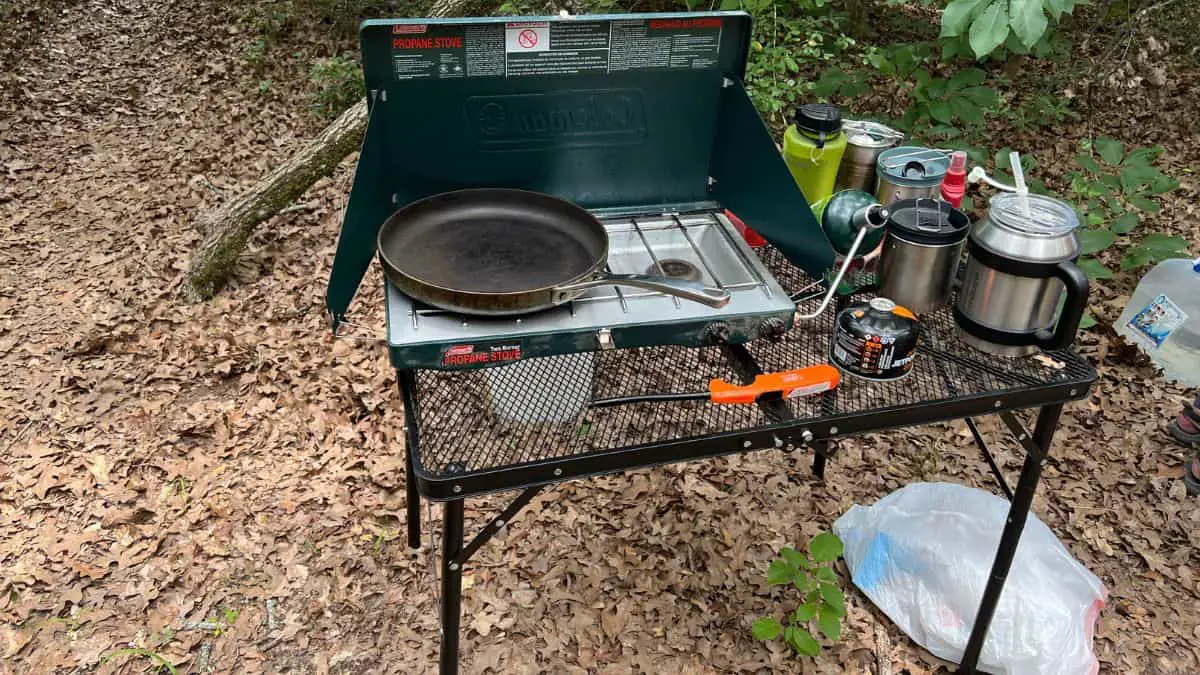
<box><xmin>1034</xmin><ymin>260</ymin><xmax>1090</xmax><ymax>350</ymax></box>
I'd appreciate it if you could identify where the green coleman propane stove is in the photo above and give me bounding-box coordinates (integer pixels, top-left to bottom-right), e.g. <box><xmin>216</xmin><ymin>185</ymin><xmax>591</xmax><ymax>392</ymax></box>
<box><xmin>325</xmin><ymin>11</ymin><xmax>1096</xmax><ymax>675</ymax></box>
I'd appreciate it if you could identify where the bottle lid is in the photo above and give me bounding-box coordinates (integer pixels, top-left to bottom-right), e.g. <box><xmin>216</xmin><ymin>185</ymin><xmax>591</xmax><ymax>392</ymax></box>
<box><xmin>795</xmin><ymin>103</ymin><xmax>843</xmax><ymax>137</ymax></box>
<box><xmin>886</xmin><ymin>198</ymin><xmax>969</xmax><ymax>245</ymax></box>
<box><xmin>989</xmin><ymin>193</ymin><xmax>1078</xmax><ymax>237</ymax></box>
<box><xmin>1193</xmin><ymin>257</ymin><xmax>1200</xmax><ymax>273</ymax></box>
<box><xmin>869</xmin><ymin>297</ymin><xmax>896</xmax><ymax>312</ymax></box>
<box><xmin>947</xmin><ymin>151</ymin><xmax>967</xmax><ymax>175</ymax></box>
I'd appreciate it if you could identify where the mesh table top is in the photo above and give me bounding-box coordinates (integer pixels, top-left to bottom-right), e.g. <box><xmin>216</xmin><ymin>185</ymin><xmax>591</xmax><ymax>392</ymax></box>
<box><xmin>403</xmin><ymin>247</ymin><xmax>1096</xmax><ymax>499</ymax></box>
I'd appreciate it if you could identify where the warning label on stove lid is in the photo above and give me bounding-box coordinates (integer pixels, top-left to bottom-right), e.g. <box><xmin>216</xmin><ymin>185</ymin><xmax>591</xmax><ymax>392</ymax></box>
<box><xmin>389</xmin><ymin>17</ymin><xmax>723</xmax><ymax>81</ymax></box>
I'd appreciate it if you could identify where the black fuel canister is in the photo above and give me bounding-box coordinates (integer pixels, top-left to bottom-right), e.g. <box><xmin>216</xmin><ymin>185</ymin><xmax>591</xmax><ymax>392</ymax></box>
<box><xmin>830</xmin><ymin>298</ymin><xmax>920</xmax><ymax>381</ymax></box>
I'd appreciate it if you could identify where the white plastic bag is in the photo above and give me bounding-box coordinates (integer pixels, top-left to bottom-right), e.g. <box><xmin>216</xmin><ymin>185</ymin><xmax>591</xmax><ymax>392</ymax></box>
<box><xmin>833</xmin><ymin>482</ymin><xmax>1106</xmax><ymax>675</ymax></box>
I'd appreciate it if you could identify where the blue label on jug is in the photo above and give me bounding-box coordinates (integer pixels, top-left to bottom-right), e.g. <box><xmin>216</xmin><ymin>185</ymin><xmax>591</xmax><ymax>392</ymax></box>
<box><xmin>1127</xmin><ymin>294</ymin><xmax>1188</xmax><ymax>349</ymax></box>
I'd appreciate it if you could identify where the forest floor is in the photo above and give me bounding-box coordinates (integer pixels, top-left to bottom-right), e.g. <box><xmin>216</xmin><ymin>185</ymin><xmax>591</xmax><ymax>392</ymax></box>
<box><xmin>1</xmin><ymin>0</ymin><xmax>1198</xmax><ymax>673</ymax></box>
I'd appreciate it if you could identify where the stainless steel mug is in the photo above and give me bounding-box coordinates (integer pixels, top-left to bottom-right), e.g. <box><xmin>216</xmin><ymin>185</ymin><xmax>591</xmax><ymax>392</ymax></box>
<box><xmin>954</xmin><ymin>193</ymin><xmax>1090</xmax><ymax>357</ymax></box>
<box><xmin>877</xmin><ymin>199</ymin><xmax>969</xmax><ymax>314</ymax></box>
<box><xmin>836</xmin><ymin>120</ymin><xmax>903</xmax><ymax>194</ymax></box>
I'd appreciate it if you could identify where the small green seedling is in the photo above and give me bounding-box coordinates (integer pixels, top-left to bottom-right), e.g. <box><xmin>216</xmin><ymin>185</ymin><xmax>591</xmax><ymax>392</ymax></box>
<box><xmin>752</xmin><ymin>531</ymin><xmax>846</xmax><ymax>658</ymax></box>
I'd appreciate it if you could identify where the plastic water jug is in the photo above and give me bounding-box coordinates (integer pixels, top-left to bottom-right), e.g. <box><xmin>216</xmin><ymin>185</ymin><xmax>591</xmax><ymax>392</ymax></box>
<box><xmin>1116</xmin><ymin>258</ymin><xmax>1200</xmax><ymax>386</ymax></box>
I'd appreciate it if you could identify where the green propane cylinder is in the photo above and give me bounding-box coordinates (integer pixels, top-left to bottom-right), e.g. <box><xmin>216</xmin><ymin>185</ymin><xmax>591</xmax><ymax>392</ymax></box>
<box><xmin>811</xmin><ymin>189</ymin><xmax>887</xmax><ymax>255</ymax></box>
<box><xmin>783</xmin><ymin>103</ymin><xmax>847</xmax><ymax>204</ymax></box>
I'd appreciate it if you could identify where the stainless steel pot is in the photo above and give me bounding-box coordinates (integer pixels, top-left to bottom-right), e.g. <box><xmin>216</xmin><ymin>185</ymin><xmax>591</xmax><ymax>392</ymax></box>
<box><xmin>954</xmin><ymin>193</ymin><xmax>1090</xmax><ymax>357</ymax></box>
<box><xmin>875</xmin><ymin>147</ymin><xmax>950</xmax><ymax>206</ymax></box>
<box><xmin>836</xmin><ymin>120</ymin><xmax>903</xmax><ymax>194</ymax></box>
<box><xmin>877</xmin><ymin>199</ymin><xmax>969</xmax><ymax>314</ymax></box>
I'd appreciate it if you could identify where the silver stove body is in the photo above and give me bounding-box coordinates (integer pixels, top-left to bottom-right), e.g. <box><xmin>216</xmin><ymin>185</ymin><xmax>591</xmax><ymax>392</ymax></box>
<box><xmin>383</xmin><ymin>208</ymin><xmax>795</xmax><ymax>369</ymax></box>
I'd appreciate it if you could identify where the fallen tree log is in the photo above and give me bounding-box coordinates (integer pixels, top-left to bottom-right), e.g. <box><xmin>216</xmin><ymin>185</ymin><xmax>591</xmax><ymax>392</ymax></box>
<box><xmin>185</xmin><ymin>0</ymin><xmax>482</xmax><ymax>300</ymax></box>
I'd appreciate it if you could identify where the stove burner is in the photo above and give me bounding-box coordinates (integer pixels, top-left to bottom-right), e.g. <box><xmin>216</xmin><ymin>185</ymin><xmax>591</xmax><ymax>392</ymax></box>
<box><xmin>647</xmin><ymin>258</ymin><xmax>702</xmax><ymax>282</ymax></box>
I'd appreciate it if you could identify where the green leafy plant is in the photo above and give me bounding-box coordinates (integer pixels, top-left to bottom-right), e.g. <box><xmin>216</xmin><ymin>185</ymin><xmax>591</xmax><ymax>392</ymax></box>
<box><xmin>863</xmin><ymin>44</ymin><xmax>998</xmax><ymax>138</ymax></box>
<box><xmin>1003</xmin><ymin>92</ymin><xmax>1078</xmax><ymax>133</ymax></box>
<box><xmin>244</xmin><ymin>37</ymin><xmax>269</xmax><ymax>73</ymax></box>
<box><xmin>808</xmin><ymin>67</ymin><xmax>871</xmax><ymax>101</ymax></box>
<box><xmin>752</xmin><ymin>532</ymin><xmax>846</xmax><ymax>658</ymax></box>
<box><xmin>939</xmin><ymin>0</ymin><xmax>1080</xmax><ymax>60</ymax></box>
<box><xmin>719</xmin><ymin>0</ymin><xmax>854</xmax><ymax>123</ymax></box>
<box><xmin>211</xmin><ymin>607</ymin><xmax>241</xmax><ymax>637</ymax></box>
<box><xmin>308</xmin><ymin>55</ymin><xmax>365</xmax><ymax>119</ymax></box>
<box><xmin>1069</xmin><ymin>138</ymin><xmax>1182</xmax><ymax>279</ymax></box>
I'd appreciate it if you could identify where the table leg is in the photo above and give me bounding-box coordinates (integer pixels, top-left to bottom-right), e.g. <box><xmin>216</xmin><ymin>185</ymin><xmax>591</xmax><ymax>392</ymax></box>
<box><xmin>439</xmin><ymin>499</ymin><xmax>465</xmax><ymax>675</ymax></box>
<box><xmin>406</xmin><ymin>447</ymin><xmax>421</xmax><ymax>549</ymax></box>
<box><xmin>398</xmin><ymin>371</ymin><xmax>422</xmax><ymax>549</ymax></box>
<box><xmin>811</xmin><ymin>439</ymin><xmax>828</xmax><ymax>479</ymax></box>
<box><xmin>957</xmin><ymin>404</ymin><xmax>1062</xmax><ymax>673</ymax></box>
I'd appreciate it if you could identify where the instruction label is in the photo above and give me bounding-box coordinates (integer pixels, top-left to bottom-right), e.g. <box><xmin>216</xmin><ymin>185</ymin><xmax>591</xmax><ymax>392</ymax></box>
<box><xmin>389</xmin><ymin>18</ymin><xmax>723</xmax><ymax>81</ymax></box>
<box><xmin>390</xmin><ymin>24</ymin><xmax>470</xmax><ymax>80</ymax></box>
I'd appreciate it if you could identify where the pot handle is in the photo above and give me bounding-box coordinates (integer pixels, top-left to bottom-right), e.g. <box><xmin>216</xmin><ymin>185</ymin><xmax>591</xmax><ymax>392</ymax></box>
<box><xmin>1035</xmin><ymin>260</ymin><xmax>1090</xmax><ymax>351</ymax></box>
<box><xmin>553</xmin><ymin>274</ymin><xmax>731</xmax><ymax>308</ymax></box>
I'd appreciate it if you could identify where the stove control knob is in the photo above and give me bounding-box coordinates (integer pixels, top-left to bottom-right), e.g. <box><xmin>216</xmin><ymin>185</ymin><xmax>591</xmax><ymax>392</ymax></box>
<box><xmin>760</xmin><ymin>317</ymin><xmax>788</xmax><ymax>342</ymax></box>
<box><xmin>704</xmin><ymin>322</ymin><xmax>732</xmax><ymax>345</ymax></box>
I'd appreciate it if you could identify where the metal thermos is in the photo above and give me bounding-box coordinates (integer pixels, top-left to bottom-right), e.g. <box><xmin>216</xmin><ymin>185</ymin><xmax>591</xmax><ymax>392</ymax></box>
<box><xmin>836</xmin><ymin>120</ymin><xmax>903</xmax><ymax>194</ymax></box>
<box><xmin>877</xmin><ymin>199</ymin><xmax>969</xmax><ymax>314</ymax></box>
<box><xmin>954</xmin><ymin>193</ymin><xmax>1090</xmax><ymax>357</ymax></box>
<box><xmin>875</xmin><ymin>146</ymin><xmax>950</xmax><ymax>206</ymax></box>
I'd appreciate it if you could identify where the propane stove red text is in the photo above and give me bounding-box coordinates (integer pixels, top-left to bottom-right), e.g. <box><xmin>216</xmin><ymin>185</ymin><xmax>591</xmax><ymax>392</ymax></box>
<box><xmin>442</xmin><ymin>344</ymin><xmax>522</xmax><ymax>366</ymax></box>
<box><xmin>392</xmin><ymin>36</ymin><xmax>463</xmax><ymax>49</ymax></box>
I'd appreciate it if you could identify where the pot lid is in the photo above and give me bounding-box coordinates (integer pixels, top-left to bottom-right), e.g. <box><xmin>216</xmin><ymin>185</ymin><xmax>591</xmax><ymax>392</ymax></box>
<box><xmin>843</xmin><ymin>119</ymin><xmax>904</xmax><ymax>148</ymax></box>
<box><xmin>886</xmin><ymin>198</ymin><xmax>968</xmax><ymax>245</ymax></box>
<box><xmin>988</xmin><ymin>192</ymin><xmax>1078</xmax><ymax>237</ymax></box>
<box><xmin>876</xmin><ymin>146</ymin><xmax>950</xmax><ymax>185</ymax></box>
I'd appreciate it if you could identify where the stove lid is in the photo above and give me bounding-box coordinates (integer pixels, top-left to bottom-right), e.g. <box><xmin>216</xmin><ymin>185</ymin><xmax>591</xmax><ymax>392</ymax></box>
<box><xmin>358</xmin><ymin>12</ymin><xmax>750</xmax><ymax>209</ymax></box>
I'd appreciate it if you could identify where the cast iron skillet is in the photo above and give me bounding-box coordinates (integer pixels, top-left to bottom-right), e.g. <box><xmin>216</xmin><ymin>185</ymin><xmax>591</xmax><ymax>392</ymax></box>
<box><xmin>376</xmin><ymin>188</ymin><xmax>731</xmax><ymax>316</ymax></box>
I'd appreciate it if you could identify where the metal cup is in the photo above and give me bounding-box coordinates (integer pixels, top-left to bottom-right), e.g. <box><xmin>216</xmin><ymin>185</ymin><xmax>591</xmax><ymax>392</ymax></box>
<box><xmin>836</xmin><ymin>120</ymin><xmax>903</xmax><ymax>194</ymax></box>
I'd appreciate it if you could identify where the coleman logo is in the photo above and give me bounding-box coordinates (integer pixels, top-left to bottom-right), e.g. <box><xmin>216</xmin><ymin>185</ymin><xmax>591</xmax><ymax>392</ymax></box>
<box><xmin>445</xmin><ymin>345</ymin><xmax>474</xmax><ymax>356</ymax></box>
<box><xmin>391</xmin><ymin>24</ymin><xmax>428</xmax><ymax>34</ymax></box>
<box><xmin>467</xmin><ymin>90</ymin><xmax>646</xmax><ymax>149</ymax></box>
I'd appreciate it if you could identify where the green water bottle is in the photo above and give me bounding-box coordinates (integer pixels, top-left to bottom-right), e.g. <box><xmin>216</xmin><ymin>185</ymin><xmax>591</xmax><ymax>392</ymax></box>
<box><xmin>783</xmin><ymin>103</ymin><xmax>847</xmax><ymax>204</ymax></box>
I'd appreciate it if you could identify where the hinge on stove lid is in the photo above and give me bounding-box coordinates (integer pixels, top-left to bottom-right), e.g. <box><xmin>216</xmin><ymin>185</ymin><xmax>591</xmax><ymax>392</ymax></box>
<box><xmin>330</xmin><ymin>313</ymin><xmax>386</xmax><ymax>344</ymax></box>
<box><xmin>597</xmin><ymin>328</ymin><xmax>614</xmax><ymax>350</ymax></box>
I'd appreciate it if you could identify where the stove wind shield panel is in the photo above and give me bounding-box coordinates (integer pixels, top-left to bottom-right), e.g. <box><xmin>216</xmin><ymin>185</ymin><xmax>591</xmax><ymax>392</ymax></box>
<box><xmin>326</xmin><ymin>11</ymin><xmax>833</xmax><ymax>336</ymax></box>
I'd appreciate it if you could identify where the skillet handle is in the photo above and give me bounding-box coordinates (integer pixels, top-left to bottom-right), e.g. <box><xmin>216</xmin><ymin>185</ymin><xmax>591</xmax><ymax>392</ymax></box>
<box><xmin>554</xmin><ymin>274</ymin><xmax>731</xmax><ymax>308</ymax></box>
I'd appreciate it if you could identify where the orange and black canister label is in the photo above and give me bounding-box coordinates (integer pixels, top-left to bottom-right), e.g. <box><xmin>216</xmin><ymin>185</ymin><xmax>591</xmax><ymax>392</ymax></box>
<box><xmin>830</xmin><ymin>298</ymin><xmax>920</xmax><ymax>381</ymax></box>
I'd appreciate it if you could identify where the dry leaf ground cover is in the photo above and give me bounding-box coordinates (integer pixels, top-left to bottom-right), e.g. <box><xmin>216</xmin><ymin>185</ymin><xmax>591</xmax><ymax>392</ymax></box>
<box><xmin>1</xmin><ymin>1</ymin><xmax>1198</xmax><ymax>673</ymax></box>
